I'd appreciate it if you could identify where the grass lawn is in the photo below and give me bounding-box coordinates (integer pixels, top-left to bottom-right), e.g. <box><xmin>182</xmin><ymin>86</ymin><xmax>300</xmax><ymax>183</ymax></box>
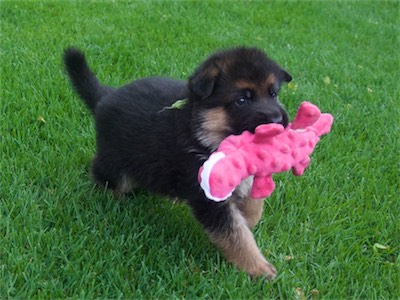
<box><xmin>1</xmin><ymin>0</ymin><xmax>399</xmax><ymax>298</ymax></box>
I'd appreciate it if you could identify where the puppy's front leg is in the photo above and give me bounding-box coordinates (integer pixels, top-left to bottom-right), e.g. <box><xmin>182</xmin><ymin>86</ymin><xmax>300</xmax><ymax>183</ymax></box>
<box><xmin>235</xmin><ymin>197</ymin><xmax>264</xmax><ymax>229</ymax></box>
<box><xmin>191</xmin><ymin>199</ymin><xmax>276</xmax><ymax>279</ymax></box>
<box><xmin>233</xmin><ymin>177</ymin><xmax>264</xmax><ymax>229</ymax></box>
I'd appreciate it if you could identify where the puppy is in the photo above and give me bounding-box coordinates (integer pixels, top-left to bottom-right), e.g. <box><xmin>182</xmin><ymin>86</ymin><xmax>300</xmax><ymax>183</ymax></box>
<box><xmin>64</xmin><ymin>47</ymin><xmax>292</xmax><ymax>279</ymax></box>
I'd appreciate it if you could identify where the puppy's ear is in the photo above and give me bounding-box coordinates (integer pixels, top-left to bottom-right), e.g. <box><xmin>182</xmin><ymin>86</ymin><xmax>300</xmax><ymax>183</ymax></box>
<box><xmin>189</xmin><ymin>61</ymin><xmax>220</xmax><ymax>99</ymax></box>
<box><xmin>280</xmin><ymin>69</ymin><xmax>292</xmax><ymax>83</ymax></box>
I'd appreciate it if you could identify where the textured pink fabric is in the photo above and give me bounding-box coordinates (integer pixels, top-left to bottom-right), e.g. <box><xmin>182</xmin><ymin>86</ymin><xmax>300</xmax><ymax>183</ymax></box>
<box><xmin>198</xmin><ymin>102</ymin><xmax>334</xmax><ymax>201</ymax></box>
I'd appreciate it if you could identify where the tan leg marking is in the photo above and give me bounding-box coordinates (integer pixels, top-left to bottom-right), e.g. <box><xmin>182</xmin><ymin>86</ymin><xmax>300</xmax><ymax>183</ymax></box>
<box><xmin>208</xmin><ymin>202</ymin><xmax>276</xmax><ymax>279</ymax></box>
<box><xmin>236</xmin><ymin>197</ymin><xmax>264</xmax><ymax>229</ymax></box>
<box><xmin>113</xmin><ymin>174</ymin><xmax>135</xmax><ymax>198</ymax></box>
<box><xmin>233</xmin><ymin>177</ymin><xmax>264</xmax><ymax>229</ymax></box>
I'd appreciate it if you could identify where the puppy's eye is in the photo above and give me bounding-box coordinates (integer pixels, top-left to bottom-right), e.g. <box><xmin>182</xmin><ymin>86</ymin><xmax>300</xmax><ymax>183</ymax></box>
<box><xmin>235</xmin><ymin>90</ymin><xmax>253</xmax><ymax>106</ymax></box>
<box><xmin>236</xmin><ymin>90</ymin><xmax>252</xmax><ymax>106</ymax></box>
<box><xmin>236</xmin><ymin>97</ymin><xmax>247</xmax><ymax>106</ymax></box>
<box><xmin>270</xmin><ymin>90</ymin><xmax>277</xmax><ymax>98</ymax></box>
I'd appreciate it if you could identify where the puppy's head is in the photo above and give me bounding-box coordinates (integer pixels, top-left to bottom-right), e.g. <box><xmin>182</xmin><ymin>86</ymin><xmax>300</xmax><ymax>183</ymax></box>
<box><xmin>189</xmin><ymin>47</ymin><xmax>292</xmax><ymax>150</ymax></box>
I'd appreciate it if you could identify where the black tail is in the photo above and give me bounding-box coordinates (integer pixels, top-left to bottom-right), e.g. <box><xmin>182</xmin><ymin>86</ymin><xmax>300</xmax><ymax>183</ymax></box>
<box><xmin>63</xmin><ymin>48</ymin><xmax>112</xmax><ymax>113</ymax></box>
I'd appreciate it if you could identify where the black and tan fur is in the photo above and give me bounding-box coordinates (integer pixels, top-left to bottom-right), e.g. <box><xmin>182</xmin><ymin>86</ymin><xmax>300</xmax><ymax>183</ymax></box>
<box><xmin>64</xmin><ymin>47</ymin><xmax>292</xmax><ymax>279</ymax></box>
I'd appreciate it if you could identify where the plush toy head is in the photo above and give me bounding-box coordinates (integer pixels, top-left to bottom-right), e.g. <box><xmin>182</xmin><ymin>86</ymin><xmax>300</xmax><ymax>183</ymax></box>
<box><xmin>198</xmin><ymin>101</ymin><xmax>334</xmax><ymax>201</ymax></box>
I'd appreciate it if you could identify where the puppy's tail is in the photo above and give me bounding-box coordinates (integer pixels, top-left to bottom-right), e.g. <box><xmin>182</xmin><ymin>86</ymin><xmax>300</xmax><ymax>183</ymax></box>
<box><xmin>63</xmin><ymin>48</ymin><xmax>113</xmax><ymax>113</ymax></box>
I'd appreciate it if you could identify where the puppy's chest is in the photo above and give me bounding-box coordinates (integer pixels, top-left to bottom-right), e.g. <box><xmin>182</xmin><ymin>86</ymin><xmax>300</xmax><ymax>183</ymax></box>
<box><xmin>234</xmin><ymin>176</ymin><xmax>254</xmax><ymax>199</ymax></box>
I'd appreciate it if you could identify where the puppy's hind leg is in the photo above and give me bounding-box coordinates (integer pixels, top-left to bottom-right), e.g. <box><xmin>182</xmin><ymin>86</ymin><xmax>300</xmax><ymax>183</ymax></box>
<box><xmin>90</xmin><ymin>155</ymin><xmax>112</xmax><ymax>188</ymax></box>
<box><xmin>113</xmin><ymin>174</ymin><xmax>136</xmax><ymax>198</ymax></box>
<box><xmin>91</xmin><ymin>155</ymin><xmax>134</xmax><ymax>197</ymax></box>
<box><xmin>191</xmin><ymin>198</ymin><xmax>276</xmax><ymax>279</ymax></box>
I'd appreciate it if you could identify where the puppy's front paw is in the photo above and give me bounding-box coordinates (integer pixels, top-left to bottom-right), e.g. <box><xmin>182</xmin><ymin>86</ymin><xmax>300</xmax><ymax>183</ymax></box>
<box><xmin>249</xmin><ymin>260</ymin><xmax>277</xmax><ymax>280</ymax></box>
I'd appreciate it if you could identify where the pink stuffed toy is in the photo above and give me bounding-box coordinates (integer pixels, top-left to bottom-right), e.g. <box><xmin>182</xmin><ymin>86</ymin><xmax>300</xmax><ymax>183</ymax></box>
<box><xmin>198</xmin><ymin>101</ymin><xmax>334</xmax><ymax>201</ymax></box>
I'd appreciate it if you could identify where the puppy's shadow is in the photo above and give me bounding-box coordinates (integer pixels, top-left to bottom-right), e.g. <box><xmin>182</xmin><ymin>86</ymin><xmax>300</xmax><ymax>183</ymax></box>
<box><xmin>93</xmin><ymin>187</ymin><xmax>217</xmax><ymax>267</ymax></box>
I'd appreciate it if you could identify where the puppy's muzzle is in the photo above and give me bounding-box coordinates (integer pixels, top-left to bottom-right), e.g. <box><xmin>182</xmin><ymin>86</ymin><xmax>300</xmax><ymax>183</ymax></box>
<box><xmin>256</xmin><ymin>109</ymin><xmax>288</xmax><ymax>127</ymax></box>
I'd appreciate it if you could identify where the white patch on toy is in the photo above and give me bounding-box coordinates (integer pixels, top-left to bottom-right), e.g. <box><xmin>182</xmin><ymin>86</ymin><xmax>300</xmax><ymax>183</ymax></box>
<box><xmin>199</xmin><ymin>152</ymin><xmax>229</xmax><ymax>201</ymax></box>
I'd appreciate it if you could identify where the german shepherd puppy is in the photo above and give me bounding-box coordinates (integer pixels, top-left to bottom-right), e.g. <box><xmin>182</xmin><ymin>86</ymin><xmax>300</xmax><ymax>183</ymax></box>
<box><xmin>64</xmin><ymin>47</ymin><xmax>292</xmax><ymax>279</ymax></box>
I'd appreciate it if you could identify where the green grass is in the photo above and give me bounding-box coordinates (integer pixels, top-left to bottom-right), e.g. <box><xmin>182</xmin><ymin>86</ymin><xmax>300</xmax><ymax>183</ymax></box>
<box><xmin>1</xmin><ymin>0</ymin><xmax>399</xmax><ymax>298</ymax></box>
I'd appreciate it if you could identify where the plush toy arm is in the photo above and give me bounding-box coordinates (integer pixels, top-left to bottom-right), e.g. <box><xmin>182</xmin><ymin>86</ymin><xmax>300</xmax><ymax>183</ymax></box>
<box><xmin>291</xmin><ymin>112</ymin><xmax>333</xmax><ymax>175</ymax></box>
<box><xmin>251</xmin><ymin>175</ymin><xmax>275</xmax><ymax>199</ymax></box>
<box><xmin>291</xmin><ymin>101</ymin><xmax>321</xmax><ymax>130</ymax></box>
<box><xmin>309</xmin><ymin>113</ymin><xmax>334</xmax><ymax>136</ymax></box>
<box><xmin>292</xmin><ymin>156</ymin><xmax>311</xmax><ymax>176</ymax></box>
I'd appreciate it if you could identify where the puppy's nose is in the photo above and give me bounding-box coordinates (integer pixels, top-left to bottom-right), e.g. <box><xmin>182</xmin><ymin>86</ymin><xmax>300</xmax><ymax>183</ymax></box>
<box><xmin>271</xmin><ymin>112</ymin><xmax>289</xmax><ymax>128</ymax></box>
<box><xmin>271</xmin><ymin>114</ymin><xmax>283</xmax><ymax>124</ymax></box>
<box><xmin>256</xmin><ymin>112</ymin><xmax>283</xmax><ymax>124</ymax></box>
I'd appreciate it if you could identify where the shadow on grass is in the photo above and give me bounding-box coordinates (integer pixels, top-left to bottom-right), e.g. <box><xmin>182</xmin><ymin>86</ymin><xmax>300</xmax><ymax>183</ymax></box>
<box><xmin>88</xmin><ymin>185</ymin><xmax>219</xmax><ymax>268</ymax></box>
